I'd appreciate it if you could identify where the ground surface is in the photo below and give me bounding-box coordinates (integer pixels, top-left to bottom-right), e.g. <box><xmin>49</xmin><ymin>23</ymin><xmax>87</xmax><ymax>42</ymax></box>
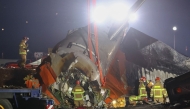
<box><xmin>59</xmin><ymin>104</ymin><xmax>189</xmax><ymax>109</ymax></box>
<box><xmin>109</xmin><ymin>104</ymin><xmax>190</xmax><ymax>109</ymax></box>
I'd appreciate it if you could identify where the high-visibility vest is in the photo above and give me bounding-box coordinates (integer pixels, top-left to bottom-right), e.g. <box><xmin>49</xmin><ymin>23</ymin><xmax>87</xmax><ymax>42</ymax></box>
<box><xmin>72</xmin><ymin>85</ymin><xmax>85</xmax><ymax>100</ymax></box>
<box><xmin>129</xmin><ymin>95</ymin><xmax>141</xmax><ymax>102</ymax></box>
<box><xmin>138</xmin><ymin>82</ymin><xmax>147</xmax><ymax>97</ymax></box>
<box><xmin>152</xmin><ymin>85</ymin><xmax>163</xmax><ymax>98</ymax></box>
<box><xmin>152</xmin><ymin>82</ymin><xmax>166</xmax><ymax>98</ymax></box>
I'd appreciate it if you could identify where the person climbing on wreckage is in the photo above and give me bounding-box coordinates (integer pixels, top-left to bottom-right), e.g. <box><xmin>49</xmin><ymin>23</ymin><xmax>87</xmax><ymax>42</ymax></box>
<box><xmin>18</xmin><ymin>36</ymin><xmax>29</xmax><ymax>68</ymax></box>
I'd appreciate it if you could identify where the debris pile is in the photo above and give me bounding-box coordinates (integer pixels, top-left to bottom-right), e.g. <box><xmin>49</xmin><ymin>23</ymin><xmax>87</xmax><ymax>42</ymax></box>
<box><xmin>0</xmin><ymin>68</ymin><xmax>36</xmax><ymax>87</ymax></box>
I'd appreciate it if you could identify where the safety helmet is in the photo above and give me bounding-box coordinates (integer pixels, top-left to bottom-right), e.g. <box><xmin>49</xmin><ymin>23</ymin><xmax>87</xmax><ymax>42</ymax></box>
<box><xmin>23</xmin><ymin>36</ymin><xmax>29</xmax><ymax>41</ymax></box>
<box><xmin>140</xmin><ymin>76</ymin><xmax>146</xmax><ymax>81</ymax></box>
<box><xmin>140</xmin><ymin>78</ymin><xmax>143</xmax><ymax>81</ymax></box>
<box><xmin>155</xmin><ymin>77</ymin><xmax>160</xmax><ymax>81</ymax></box>
<box><xmin>76</xmin><ymin>80</ymin><xmax>80</xmax><ymax>85</ymax></box>
<box><xmin>142</xmin><ymin>76</ymin><xmax>146</xmax><ymax>81</ymax></box>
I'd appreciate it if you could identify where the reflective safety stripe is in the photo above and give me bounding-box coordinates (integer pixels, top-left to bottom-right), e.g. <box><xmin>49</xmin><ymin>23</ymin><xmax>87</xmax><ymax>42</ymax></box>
<box><xmin>74</xmin><ymin>98</ymin><xmax>83</xmax><ymax>100</ymax></box>
<box><xmin>153</xmin><ymin>89</ymin><xmax>161</xmax><ymax>91</ymax></box>
<box><xmin>154</xmin><ymin>95</ymin><xmax>162</xmax><ymax>97</ymax></box>
<box><xmin>75</xmin><ymin>89</ymin><xmax>82</xmax><ymax>91</ymax></box>
<box><xmin>72</xmin><ymin>92</ymin><xmax>84</xmax><ymax>94</ymax></box>
<box><xmin>154</xmin><ymin>86</ymin><xmax>161</xmax><ymax>88</ymax></box>
<box><xmin>129</xmin><ymin>96</ymin><xmax>141</xmax><ymax>101</ymax></box>
<box><xmin>129</xmin><ymin>96</ymin><xmax>137</xmax><ymax>101</ymax></box>
<box><xmin>139</xmin><ymin>87</ymin><xmax>146</xmax><ymax>96</ymax></box>
<box><xmin>73</xmin><ymin>93</ymin><xmax>83</xmax><ymax>100</ymax></box>
<box><xmin>19</xmin><ymin>52</ymin><xmax>26</xmax><ymax>54</ymax></box>
<box><xmin>153</xmin><ymin>89</ymin><xmax>162</xmax><ymax>97</ymax></box>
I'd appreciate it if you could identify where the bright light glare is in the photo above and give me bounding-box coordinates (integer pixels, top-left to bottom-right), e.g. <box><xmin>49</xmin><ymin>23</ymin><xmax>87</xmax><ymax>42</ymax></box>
<box><xmin>112</xmin><ymin>100</ymin><xmax>116</xmax><ymax>104</ymax></box>
<box><xmin>109</xmin><ymin>3</ymin><xmax>129</xmax><ymax>21</ymax></box>
<box><xmin>92</xmin><ymin>3</ymin><xmax>131</xmax><ymax>23</ymax></box>
<box><xmin>173</xmin><ymin>26</ymin><xmax>177</xmax><ymax>31</ymax></box>
<box><xmin>129</xmin><ymin>13</ymin><xmax>137</xmax><ymax>21</ymax></box>
<box><xmin>92</xmin><ymin>6</ymin><xmax>108</xmax><ymax>23</ymax></box>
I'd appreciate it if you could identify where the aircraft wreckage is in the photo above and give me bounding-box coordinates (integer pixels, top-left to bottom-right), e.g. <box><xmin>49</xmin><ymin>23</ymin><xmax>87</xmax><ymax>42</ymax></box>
<box><xmin>1</xmin><ymin>0</ymin><xmax>190</xmax><ymax>108</ymax></box>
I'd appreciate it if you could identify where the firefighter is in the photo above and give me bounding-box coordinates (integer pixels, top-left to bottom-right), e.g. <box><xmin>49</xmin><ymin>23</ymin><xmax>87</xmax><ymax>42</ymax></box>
<box><xmin>129</xmin><ymin>77</ymin><xmax>147</xmax><ymax>106</ymax></box>
<box><xmin>129</xmin><ymin>95</ymin><xmax>141</xmax><ymax>106</ymax></box>
<box><xmin>72</xmin><ymin>80</ymin><xmax>85</xmax><ymax>107</ymax></box>
<box><xmin>19</xmin><ymin>37</ymin><xmax>29</xmax><ymax>68</ymax></box>
<box><xmin>151</xmin><ymin>77</ymin><xmax>167</xmax><ymax>103</ymax></box>
<box><xmin>138</xmin><ymin>77</ymin><xmax>147</xmax><ymax>100</ymax></box>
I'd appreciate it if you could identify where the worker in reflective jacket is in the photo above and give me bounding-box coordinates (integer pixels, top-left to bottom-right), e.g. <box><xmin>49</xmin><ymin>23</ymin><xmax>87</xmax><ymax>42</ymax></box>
<box><xmin>151</xmin><ymin>77</ymin><xmax>167</xmax><ymax>103</ymax></box>
<box><xmin>129</xmin><ymin>77</ymin><xmax>147</xmax><ymax>106</ymax></box>
<box><xmin>138</xmin><ymin>77</ymin><xmax>147</xmax><ymax>100</ymax></box>
<box><xmin>72</xmin><ymin>80</ymin><xmax>85</xmax><ymax>107</ymax></box>
<box><xmin>129</xmin><ymin>95</ymin><xmax>141</xmax><ymax>106</ymax></box>
<box><xmin>19</xmin><ymin>37</ymin><xmax>29</xmax><ymax>68</ymax></box>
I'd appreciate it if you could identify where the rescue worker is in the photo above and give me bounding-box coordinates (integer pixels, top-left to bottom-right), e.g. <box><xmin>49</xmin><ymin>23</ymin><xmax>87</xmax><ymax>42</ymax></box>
<box><xmin>72</xmin><ymin>80</ymin><xmax>85</xmax><ymax>108</ymax></box>
<box><xmin>138</xmin><ymin>77</ymin><xmax>147</xmax><ymax>100</ymax></box>
<box><xmin>129</xmin><ymin>95</ymin><xmax>141</xmax><ymax>106</ymax></box>
<box><xmin>151</xmin><ymin>77</ymin><xmax>167</xmax><ymax>103</ymax></box>
<box><xmin>129</xmin><ymin>77</ymin><xmax>147</xmax><ymax>106</ymax></box>
<box><xmin>19</xmin><ymin>37</ymin><xmax>29</xmax><ymax>68</ymax></box>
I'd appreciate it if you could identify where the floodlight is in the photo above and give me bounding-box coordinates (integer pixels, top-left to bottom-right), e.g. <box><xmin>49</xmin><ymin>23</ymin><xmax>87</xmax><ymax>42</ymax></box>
<box><xmin>109</xmin><ymin>3</ymin><xmax>129</xmax><ymax>21</ymax></box>
<box><xmin>173</xmin><ymin>26</ymin><xmax>177</xmax><ymax>31</ymax></box>
<box><xmin>92</xmin><ymin>6</ymin><xmax>108</xmax><ymax>23</ymax></box>
<box><xmin>129</xmin><ymin>13</ymin><xmax>137</xmax><ymax>21</ymax></box>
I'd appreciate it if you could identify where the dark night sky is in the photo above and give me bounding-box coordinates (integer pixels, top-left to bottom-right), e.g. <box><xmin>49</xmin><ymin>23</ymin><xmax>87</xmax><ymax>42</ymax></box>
<box><xmin>0</xmin><ymin>0</ymin><xmax>190</xmax><ymax>59</ymax></box>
